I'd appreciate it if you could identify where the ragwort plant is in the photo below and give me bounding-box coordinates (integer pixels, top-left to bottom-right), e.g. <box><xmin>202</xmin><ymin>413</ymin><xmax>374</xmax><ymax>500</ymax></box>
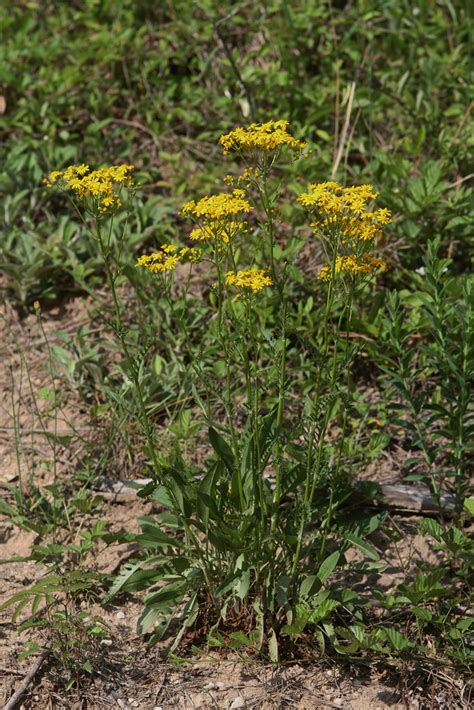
<box><xmin>45</xmin><ymin>121</ymin><xmax>391</xmax><ymax>658</ymax></box>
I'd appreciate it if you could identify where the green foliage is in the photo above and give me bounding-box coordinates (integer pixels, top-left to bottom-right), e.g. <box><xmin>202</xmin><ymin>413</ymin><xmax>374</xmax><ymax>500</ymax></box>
<box><xmin>379</xmin><ymin>238</ymin><xmax>473</xmax><ymax>510</ymax></box>
<box><xmin>1</xmin><ymin>1</ymin><xmax>472</xmax><ymax>301</ymax></box>
<box><xmin>372</xmin><ymin>518</ymin><xmax>474</xmax><ymax>671</ymax></box>
<box><xmin>0</xmin><ymin>522</ymin><xmax>119</xmax><ymax>684</ymax></box>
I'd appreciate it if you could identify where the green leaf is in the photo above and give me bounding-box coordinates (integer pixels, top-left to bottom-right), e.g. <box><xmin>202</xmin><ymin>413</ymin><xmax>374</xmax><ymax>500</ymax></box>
<box><xmin>333</xmin><ymin>627</ymin><xmax>361</xmax><ymax>655</ymax></box>
<box><xmin>105</xmin><ymin>561</ymin><xmax>151</xmax><ymax>599</ymax></box>
<box><xmin>197</xmin><ymin>466</ymin><xmax>219</xmax><ymax>528</ymax></box>
<box><xmin>136</xmin><ymin>516</ymin><xmax>183</xmax><ymax>548</ymax></box>
<box><xmin>299</xmin><ymin>575</ymin><xmax>320</xmax><ymax>599</ymax></box>
<box><xmin>463</xmin><ymin>498</ymin><xmax>474</xmax><ymax>517</ymax></box>
<box><xmin>419</xmin><ymin>518</ymin><xmax>444</xmax><ymax>542</ymax></box>
<box><xmin>208</xmin><ymin>427</ymin><xmax>234</xmax><ymax>472</ymax></box>
<box><xmin>237</xmin><ymin>569</ymin><xmax>251</xmax><ymax>601</ymax></box>
<box><xmin>276</xmin><ymin>575</ymin><xmax>290</xmax><ymax>606</ymax></box>
<box><xmin>228</xmin><ymin>631</ymin><xmax>254</xmax><ymax>649</ymax></box>
<box><xmin>37</xmin><ymin>386</ymin><xmax>55</xmax><ymax>401</ymax></box>
<box><xmin>144</xmin><ymin>581</ymin><xmax>187</xmax><ymax>611</ymax></box>
<box><xmin>412</xmin><ymin>607</ymin><xmax>432</xmax><ymax>622</ymax></box>
<box><xmin>383</xmin><ymin>627</ymin><xmax>413</xmax><ymax>651</ymax></box>
<box><xmin>344</xmin><ymin>532</ymin><xmax>380</xmax><ymax>561</ymax></box>
<box><xmin>317</xmin><ymin>550</ymin><xmax>340</xmax><ymax>584</ymax></box>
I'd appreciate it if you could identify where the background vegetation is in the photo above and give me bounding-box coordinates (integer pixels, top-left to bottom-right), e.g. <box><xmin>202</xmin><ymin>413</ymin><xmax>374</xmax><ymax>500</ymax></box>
<box><xmin>2</xmin><ymin>0</ymin><xmax>472</xmax><ymax>303</ymax></box>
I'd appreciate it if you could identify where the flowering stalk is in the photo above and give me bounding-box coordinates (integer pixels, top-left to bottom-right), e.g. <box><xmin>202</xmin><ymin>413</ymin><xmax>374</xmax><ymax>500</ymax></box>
<box><xmin>289</xmin><ymin>182</ymin><xmax>391</xmax><ymax>584</ymax></box>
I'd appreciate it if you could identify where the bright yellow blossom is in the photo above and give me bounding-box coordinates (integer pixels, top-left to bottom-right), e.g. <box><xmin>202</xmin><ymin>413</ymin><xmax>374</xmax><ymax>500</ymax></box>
<box><xmin>318</xmin><ymin>254</ymin><xmax>386</xmax><ymax>281</ymax></box>
<box><xmin>135</xmin><ymin>245</ymin><xmax>200</xmax><ymax>275</ymax></box>
<box><xmin>44</xmin><ymin>164</ymin><xmax>135</xmax><ymax>213</ymax></box>
<box><xmin>189</xmin><ymin>220</ymin><xmax>246</xmax><ymax>244</ymax></box>
<box><xmin>181</xmin><ymin>189</ymin><xmax>251</xmax><ymax>220</ymax></box>
<box><xmin>225</xmin><ymin>268</ymin><xmax>272</xmax><ymax>294</ymax></box>
<box><xmin>299</xmin><ymin>181</ymin><xmax>390</xmax><ymax>282</ymax></box>
<box><xmin>298</xmin><ymin>182</ymin><xmax>391</xmax><ymax>243</ymax></box>
<box><xmin>220</xmin><ymin>120</ymin><xmax>306</xmax><ymax>154</ymax></box>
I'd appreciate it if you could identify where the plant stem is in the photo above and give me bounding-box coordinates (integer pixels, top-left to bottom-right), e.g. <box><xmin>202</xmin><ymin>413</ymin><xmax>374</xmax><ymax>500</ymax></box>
<box><xmin>270</xmin><ymin>297</ymin><xmax>287</xmax><ymax>535</ymax></box>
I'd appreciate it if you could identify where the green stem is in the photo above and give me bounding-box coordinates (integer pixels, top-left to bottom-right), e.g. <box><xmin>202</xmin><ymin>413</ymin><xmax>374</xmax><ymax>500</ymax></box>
<box><xmin>215</xmin><ymin>245</ymin><xmax>244</xmax><ymax>511</ymax></box>
<box><xmin>270</xmin><ymin>297</ymin><xmax>287</xmax><ymax>535</ymax></box>
<box><xmin>289</xmin><ymin>245</ymin><xmax>343</xmax><ymax>584</ymax></box>
<box><xmin>247</xmin><ymin>298</ymin><xmax>265</xmax><ymax>528</ymax></box>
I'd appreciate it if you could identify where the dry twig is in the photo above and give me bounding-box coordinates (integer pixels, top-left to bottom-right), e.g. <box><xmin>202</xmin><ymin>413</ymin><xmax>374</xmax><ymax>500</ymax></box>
<box><xmin>4</xmin><ymin>650</ymin><xmax>49</xmax><ymax>710</ymax></box>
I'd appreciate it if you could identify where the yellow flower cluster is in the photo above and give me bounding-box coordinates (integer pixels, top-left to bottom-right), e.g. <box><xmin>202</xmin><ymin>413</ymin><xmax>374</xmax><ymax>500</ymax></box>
<box><xmin>318</xmin><ymin>255</ymin><xmax>386</xmax><ymax>281</ymax></box>
<box><xmin>299</xmin><ymin>181</ymin><xmax>390</xmax><ymax>281</ymax></box>
<box><xmin>189</xmin><ymin>220</ymin><xmax>246</xmax><ymax>245</ymax></box>
<box><xmin>298</xmin><ymin>182</ymin><xmax>391</xmax><ymax>244</ymax></box>
<box><xmin>181</xmin><ymin>189</ymin><xmax>251</xmax><ymax>220</ymax></box>
<box><xmin>182</xmin><ymin>189</ymin><xmax>251</xmax><ymax>252</ymax></box>
<box><xmin>44</xmin><ymin>164</ymin><xmax>135</xmax><ymax>213</ymax></box>
<box><xmin>225</xmin><ymin>268</ymin><xmax>273</xmax><ymax>294</ymax></box>
<box><xmin>135</xmin><ymin>244</ymin><xmax>200</xmax><ymax>275</ymax></box>
<box><xmin>220</xmin><ymin>120</ymin><xmax>306</xmax><ymax>154</ymax></box>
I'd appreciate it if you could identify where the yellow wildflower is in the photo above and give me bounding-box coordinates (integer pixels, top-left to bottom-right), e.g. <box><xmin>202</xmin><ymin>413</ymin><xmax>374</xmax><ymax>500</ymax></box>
<box><xmin>225</xmin><ymin>268</ymin><xmax>273</xmax><ymax>294</ymax></box>
<box><xmin>238</xmin><ymin>166</ymin><xmax>261</xmax><ymax>183</ymax></box>
<box><xmin>318</xmin><ymin>255</ymin><xmax>386</xmax><ymax>281</ymax></box>
<box><xmin>135</xmin><ymin>244</ymin><xmax>201</xmax><ymax>275</ymax></box>
<box><xmin>44</xmin><ymin>164</ymin><xmax>135</xmax><ymax>214</ymax></box>
<box><xmin>220</xmin><ymin>120</ymin><xmax>306</xmax><ymax>154</ymax></box>
<box><xmin>181</xmin><ymin>189</ymin><xmax>251</xmax><ymax>220</ymax></box>
<box><xmin>298</xmin><ymin>182</ymin><xmax>372</xmax><ymax>210</ymax></box>
<box><xmin>298</xmin><ymin>181</ymin><xmax>391</xmax><ymax>247</ymax></box>
<box><xmin>189</xmin><ymin>220</ymin><xmax>246</xmax><ymax>244</ymax></box>
<box><xmin>135</xmin><ymin>252</ymin><xmax>179</xmax><ymax>274</ymax></box>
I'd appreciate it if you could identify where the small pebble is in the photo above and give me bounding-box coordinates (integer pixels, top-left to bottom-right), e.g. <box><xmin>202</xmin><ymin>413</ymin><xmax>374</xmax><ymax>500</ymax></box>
<box><xmin>116</xmin><ymin>611</ymin><xmax>126</xmax><ymax>620</ymax></box>
<box><xmin>230</xmin><ymin>697</ymin><xmax>246</xmax><ymax>709</ymax></box>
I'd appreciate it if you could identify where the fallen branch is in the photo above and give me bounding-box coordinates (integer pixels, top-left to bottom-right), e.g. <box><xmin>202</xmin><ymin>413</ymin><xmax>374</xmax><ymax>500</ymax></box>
<box><xmin>363</xmin><ymin>482</ymin><xmax>456</xmax><ymax>513</ymax></box>
<box><xmin>4</xmin><ymin>650</ymin><xmax>49</xmax><ymax>710</ymax></box>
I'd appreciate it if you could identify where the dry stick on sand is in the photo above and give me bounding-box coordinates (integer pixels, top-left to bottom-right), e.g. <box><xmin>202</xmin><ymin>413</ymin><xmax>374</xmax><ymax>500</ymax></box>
<box><xmin>4</xmin><ymin>650</ymin><xmax>49</xmax><ymax>710</ymax></box>
<box><xmin>331</xmin><ymin>81</ymin><xmax>356</xmax><ymax>179</ymax></box>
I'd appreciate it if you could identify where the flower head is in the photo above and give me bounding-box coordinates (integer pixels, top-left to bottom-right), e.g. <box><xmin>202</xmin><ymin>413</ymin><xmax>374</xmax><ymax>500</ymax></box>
<box><xmin>181</xmin><ymin>189</ymin><xmax>251</xmax><ymax>220</ymax></box>
<box><xmin>299</xmin><ymin>181</ymin><xmax>390</xmax><ymax>283</ymax></box>
<box><xmin>220</xmin><ymin>120</ymin><xmax>306</xmax><ymax>155</ymax></box>
<box><xmin>189</xmin><ymin>220</ymin><xmax>246</xmax><ymax>245</ymax></box>
<box><xmin>182</xmin><ymin>189</ymin><xmax>251</xmax><ymax>251</ymax></box>
<box><xmin>298</xmin><ymin>181</ymin><xmax>391</xmax><ymax>245</ymax></box>
<box><xmin>318</xmin><ymin>254</ymin><xmax>386</xmax><ymax>281</ymax></box>
<box><xmin>135</xmin><ymin>244</ymin><xmax>200</xmax><ymax>275</ymax></box>
<box><xmin>44</xmin><ymin>164</ymin><xmax>135</xmax><ymax>214</ymax></box>
<box><xmin>225</xmin><ymin>268</ymin><xmax>272</xmax><ymax>294</ymax></box>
